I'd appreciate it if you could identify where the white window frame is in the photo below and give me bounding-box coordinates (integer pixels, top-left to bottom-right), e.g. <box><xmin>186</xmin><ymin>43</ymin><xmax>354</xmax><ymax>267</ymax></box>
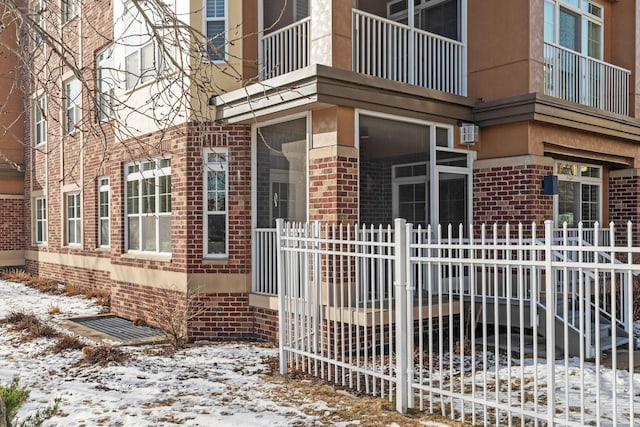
<box><xmin>544</xmin><ymin>0</ymin><xmax>603</xmax><ymax>59</ymax></box>
<box><xmin>32</xmin><ymin>0</ymin><xmax>44</xmax><ymax>47</ymax></box>
<box><xmin>204</xmin><ymin>148</ymin><xmax>228</xmax><ymax>258</ymax></box>
<box><xmin>203</xmin><ymin>0</ymin><xmax>227</xmax><ymax>62</ymax></box>
<box><xmin>392</xmin><ymin>162</ymin><xmax>429</xmax><ymax>226</ymax></box>
<box><xmin>123</xmin><ymin>1</ymin><xmax>169</xmax><ymax>90</ymax></box>
<box><xmin>96</xmin><ymin>47</ymin><xmax>114</xmax><ymax>121</ymax></box>
<box><xmin>64</xmin><ymin>78</ymin><xmax>81</xmax><ymax>134</ymax></box>
<box><xmin>33</xmin><ymin>95</ymin><xmax>46</xmax><ymax>146</ymax></box>
<box><xmin>553</xmin><ymin>160</ymin><xmax>602</xmax><ymax>227</ymax></box>
<box><xmin>125</xmin><ymin>158</ymin><xmax>172</xmax><ymax>254</ymax></box>
<box><xmin>63</xmin><ymin>0</ymin><xmax>79</xmax><ymax>23</ymax></box>
<box><xmin>34</xmin><ymin>196</ymin><xmax>47</xmax><ymax>244</ymax></box>
<box><xmin>65</xmin><ymin>192</ymin><xmax>81</xmax><ymax>246</ymax></box>
<box><xmin>98</xmin><ymin>177</ymin><xmax>110</xmax><ymax>247</ymax></box>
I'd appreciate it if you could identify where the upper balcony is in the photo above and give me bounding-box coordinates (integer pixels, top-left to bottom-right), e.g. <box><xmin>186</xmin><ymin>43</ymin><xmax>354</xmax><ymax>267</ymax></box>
<box><xmin>543</xmin><ymin>42</ymin><xmax>630</xmax><ymax>116</ymax></box>
<box><xmin>258</xmin><ymin>0</ymin><xmax>467</xmax><ymax>97</ymax></box>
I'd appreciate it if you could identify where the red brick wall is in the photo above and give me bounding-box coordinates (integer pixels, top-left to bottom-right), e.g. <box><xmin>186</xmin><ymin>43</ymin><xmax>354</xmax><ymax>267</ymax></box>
<box><xmin>0</xmin><ymin>198</ymin><xmax>24</xmax><ymax>252</ymax></box>
<box><xmin>188</xmin><ymin>293</ymin><xmax>252</xmax><ymax>339</ymax></box>
<box><xmin>609</xmin><ymin>174</ymin><xmax>640</xmax><ymax>245</ymax></box>
<box><xmin>253</xmin><ymin>307</ymin><xmax>278</xmax><ymax>341</ymax></box>
<box><xmin>24</xmin><ymin>259</ymin><xmax>111</xmax><ymax>296</ymax></box>
<box><xmin>473</xmin><ymin>163</ymin><xmax>554</xmax><ymax>232</ymax></box>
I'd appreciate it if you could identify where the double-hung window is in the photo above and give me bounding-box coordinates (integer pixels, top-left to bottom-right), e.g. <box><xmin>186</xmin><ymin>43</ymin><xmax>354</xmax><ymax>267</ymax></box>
<box><xmin>204</xmin><ymin>0</ymin><xmax>226</xmax><ymax>61</ymax></box>
<box><xmin>123</xmin><ymin>1</ymin><xmax>168</xmax><ymax>89</ymax></box>
<box><xmin>555</xmin><ymin>161</ymin><xmax>602</xmax><ymax>228</ymax></box>
<box><xmin>544</xmin><ymin>0</ymin><xmax>603</xmax><ymax>59</ymax></box>
<box><xmin>32</xmin><ymin>0</ymin><xmax>44</xmax><ymax>47</ymax></box>
<box><xmin>64</xmin><ymin>78</ymin><xmax>81</xmax><ymax>134</ymax></box>
<box><xmin>33</xmin><ymin>96</ymin><xmax>46</xmax><ymax>146</ymax></box>
<box><xmin>63</xmin><ymin>0</ymin><xmax>78</xmax><ymax>23</ymax></box>
<box><xmin>96</xmin><ymin>48</ymin><xmax>114</xmax><ymax>120</ymax></box>
<box><xmin>34</xmin><ymin>197</ymin><xmax>47</xmax><ymax>244</ymax></box>
<box><xmin>126</xmin><ymin>158</ymin><xmax>171</xmax><ymax>254</ymax></box>
<box><xmin>65</xmin><ymin>192</ymin><xmax>81</xmax><ymax>246</ymax></box>
<box><xmin>98</xmin><ymin>177</ymin><xmax>110</xmax><ymax>247</ymax></box>
<box><xmin>204</xmin><ymin>149</ymin><xmax>228</xmax><ymax>257</ymax></box>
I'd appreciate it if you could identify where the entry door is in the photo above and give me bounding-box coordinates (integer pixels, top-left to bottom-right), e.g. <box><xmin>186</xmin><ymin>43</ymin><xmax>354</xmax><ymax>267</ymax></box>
<box><xmin>392</xmin><ymin>162</ymin><xmax>429</xmax><ymax>227</ymax></box>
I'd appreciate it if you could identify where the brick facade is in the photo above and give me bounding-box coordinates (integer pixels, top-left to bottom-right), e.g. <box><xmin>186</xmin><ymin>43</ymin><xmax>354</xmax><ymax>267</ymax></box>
<box><xmin>0</xmin><ymin>198</ymin><xmax>23</xmax><ymax>252</ymax></box>
<box><xmin>309</xmin><ymin>154</ymin><xmax>359</xmax><ymax>224</ymax></box>
<box><xmin>473</xmin><ymin>163</ymin><xmax>554</xmax><ymax>230</ymax></box>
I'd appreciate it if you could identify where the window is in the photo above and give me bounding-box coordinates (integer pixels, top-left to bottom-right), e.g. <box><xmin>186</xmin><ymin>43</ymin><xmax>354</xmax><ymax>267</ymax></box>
<box><xmin>32</xmin><ymin>0</ymin><xmax>44</xmax><ymax>47</ymax></box>
<box><xmin>126</xmin><ymin>158</ymin><xmax>171</xmax><ymax>253</ymax></box>
<box><xmin>33</xmin><ymin>96</ymin><xmax>46</xmax><ymax>146</ymax></box>
<box><xmin>96</xmin><ymin>48</ymin><xmax>114</xmax><ymax>120</ymax></box>
<box><xmin>544</xmin><ymin>0</ymin><xmax>602</xmax><ymax>59</ymax></box>
<box><xmin>63</xmin><ymin>0</ymin><xmax>78</xmax><ymax>23</ymax></box>
<box><xmin>65</xmin><ymin>192</ymin><xmax>81</xmax><ymax>245</ymax></box>
<box><xmin>204</xmin><ymin>0</ymin><xmax>226</xmax><ymax>61</ymax></box>
<box><xmin>123</xmin><ymin>1</ymin><xmax>169</xmax><ymax>89</ymax></box>
<box><xmin>64</xmin><ymin>78</ymin><xmax>81</xmax><ymax>134</ymax></box>
<box><xmin>98</xmin><ymin>177</ymin><xmax>110</xmax><ymax>247</ymax></box>
<box><xmin>388</xmin><ymin>0</ymin><xmax>460</xmax><ymax>41</ymax></box>
<box><xmin>34</xmin><ymin>197</ymin><xmax>47</xmax><ymax>244</ymax></box>
<box><xmin>555</xmin><ymin>161</ymin><xmax>602</xmax><ymax>228</ymax></box>
<box><xmin>204</xmin><ymin>149</ymin><xmax>228</xmax><ymax>257</ymax></box>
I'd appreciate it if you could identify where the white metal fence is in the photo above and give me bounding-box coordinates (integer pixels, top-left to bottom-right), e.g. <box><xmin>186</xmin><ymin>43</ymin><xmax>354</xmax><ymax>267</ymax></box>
<box><xmin>353</xmin><ymin>10</ymin><xmax>466</xmax><ymax>96</ymax></box>
<box><xmin>277</xmin><ymin>219</ymin><xmax>640</xmax><ymax>426</ymax></box>
<box><xmin>544</xmin><ymin>42</ymin><xmax>630</xmax><ymax>116</ymax></box>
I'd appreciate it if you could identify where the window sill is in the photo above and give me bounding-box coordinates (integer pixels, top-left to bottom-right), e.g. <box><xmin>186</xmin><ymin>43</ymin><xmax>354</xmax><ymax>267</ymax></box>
<box><xmin>64</xmin><ymin>244</ymin><xmax>82</xmax><ymax>249</ymax></box>
<box><xmin>121</xmin><ymin>252</ymin><xmax>172</xmax><ymax>263</ymax></box>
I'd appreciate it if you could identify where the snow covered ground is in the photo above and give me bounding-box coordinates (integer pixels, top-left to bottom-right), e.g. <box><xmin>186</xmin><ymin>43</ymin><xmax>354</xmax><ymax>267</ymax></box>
<box><xmin>0</xmin><ymin>280</ymin><xmax>455</xmax><ymax>426</ymax></box>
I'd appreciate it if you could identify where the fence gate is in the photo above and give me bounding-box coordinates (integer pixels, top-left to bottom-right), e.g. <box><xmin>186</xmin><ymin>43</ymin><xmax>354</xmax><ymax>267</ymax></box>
<box><xmin>277</xmin><ymin>218</ymin><xmax>640</xmax><ymax>426</ymax></box>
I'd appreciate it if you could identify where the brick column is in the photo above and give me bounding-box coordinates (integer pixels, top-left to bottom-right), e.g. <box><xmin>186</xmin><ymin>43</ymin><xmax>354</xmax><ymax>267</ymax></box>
<box><xmin>308</xmin><ymin>107</ymin><xmax>358</xmax><ymax>224</ymax></box>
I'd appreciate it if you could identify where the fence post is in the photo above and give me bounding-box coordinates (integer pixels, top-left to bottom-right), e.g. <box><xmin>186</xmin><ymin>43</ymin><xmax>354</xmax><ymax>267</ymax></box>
<box><xmin>277</xmin><ymin>219</ymin><xmax>287</xmax><ymax>375</ymax></box>
<box><xmin>394</xmin><ymin>218</ymin><xmax>408</xmax><ymax>413</ymax></box>
<box><xmin>544</xmin><ymin>220</ymin><xmax>556</xmax><ymax>425</ymax></box>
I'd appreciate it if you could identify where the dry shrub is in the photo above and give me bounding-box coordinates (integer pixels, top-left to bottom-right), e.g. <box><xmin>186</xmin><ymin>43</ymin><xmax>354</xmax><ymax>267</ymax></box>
<box><xmin>49</xmin><ymin>334</ymin><xmax>87</xmax><ymax>353</ymax></box>
<box><xmin>4</xmin><ymin>311</ymin><xmax>59</xmax><ymax>341</ymax></box>
<box><xmin>1</xmin><ymin>269</ymin><xmax>33</xmax><ymax>283</ymax></box>
<box><xmin>1</xmin><ymin>310</ymin><xmax>30</xmax><ymax>325</ymax></box>
<box><xmin>48</xmin><ymin>306</ymin><xmax>62</xmax><ymax>315</ymax></box>
<box><xmin>86</xmin><ymin>290</ymin><xmax>111</xmax><ymax>309</ymax></box>
<box><xmin>63</xmin><ymin>283</ymin><xmax>84</xmax><ymax>296</ymax></box>
<box><xmin>80</xmin><ymin>345</ymin><xmax>129</xmax><ymax>366</ymax></box>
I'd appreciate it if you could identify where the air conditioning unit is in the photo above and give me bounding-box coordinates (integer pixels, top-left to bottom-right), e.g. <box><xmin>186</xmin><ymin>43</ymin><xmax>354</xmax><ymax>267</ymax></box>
<box><xmin>459</xmin><ymin>123</ymin><xmax>479</xmax><ymax>145</ymax></box>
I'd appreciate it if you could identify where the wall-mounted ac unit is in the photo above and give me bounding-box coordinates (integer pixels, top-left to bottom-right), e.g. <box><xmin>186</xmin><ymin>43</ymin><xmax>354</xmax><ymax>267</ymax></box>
<box><xmin>460</xmin><ymin>123</ymin><xmax>479</xmax><ymax>145</ymax></box>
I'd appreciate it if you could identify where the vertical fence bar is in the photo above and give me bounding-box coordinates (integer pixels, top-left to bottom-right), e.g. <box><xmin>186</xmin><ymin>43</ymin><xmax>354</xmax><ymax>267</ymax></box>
<box><xmin>395</xmin><ymin>218</ymin><xmax>408</xmax><ymax>413</ymax></box>
<box><xmin>544</xmin><ymin>220</ymin><xmax>556</xmax><ymax>425</ymax></box>
<box><xmin>277</xmin><ymin>219</ymin><xmax>287</xmax><ymax>375</ymax></box>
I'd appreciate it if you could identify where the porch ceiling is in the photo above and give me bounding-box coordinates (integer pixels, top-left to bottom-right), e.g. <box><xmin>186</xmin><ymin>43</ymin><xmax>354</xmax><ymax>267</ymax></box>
<box><xmin>214</xmin><ymin>65</ymin><xmax>475</xmax><ymax>125</ymax></box>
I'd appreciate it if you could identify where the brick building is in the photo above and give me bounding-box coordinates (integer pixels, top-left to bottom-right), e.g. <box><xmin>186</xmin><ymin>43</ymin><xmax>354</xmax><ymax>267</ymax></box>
<box><xmin>6</xmin><ymin>0</ymin><xmax>640</xmax><ymax>340</ymax></box>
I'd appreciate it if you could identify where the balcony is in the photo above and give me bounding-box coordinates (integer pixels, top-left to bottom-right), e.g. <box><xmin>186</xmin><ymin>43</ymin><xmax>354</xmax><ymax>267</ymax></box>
<box><xmin>544</xmin><ymin>42</ymin><xmax>630</xmax><ymax>116</ymax></box>
<box><xmin>258</xmin><ymin>7</ymin><xmax>467</xmax><ymax>97</ymax></box>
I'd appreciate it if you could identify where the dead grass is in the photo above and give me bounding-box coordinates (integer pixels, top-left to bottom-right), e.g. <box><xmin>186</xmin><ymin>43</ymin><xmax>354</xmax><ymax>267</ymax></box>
<box><xmin>48</xmin><ymin>305</ymin><xmax>62</xmax><ymax>315</ymax></box>
<box><xmin>49</xmin><ymin>334</ymin><xmax>87</xmax><ymax>353</ymax></box>
<box><xmin>2</xmin><ymin>311</ymin><xmax>59</xmax><ymax>341</ymax></box>
<box><xmin>79</xmin><ymin>345</ymin><xmax>129</xmax><ymax>366</ymax></box>
<box><xmin>262</xmin><ymin>356</ymin><xmax>467</xmax><ymax>427</ymax></box>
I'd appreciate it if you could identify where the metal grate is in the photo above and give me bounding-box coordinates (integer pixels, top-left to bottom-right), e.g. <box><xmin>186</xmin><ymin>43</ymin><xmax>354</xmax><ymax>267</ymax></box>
<box><xmin>71</xmin><ymin>315</ymin><xmax>163</xmax><ymax>341</ymax></box>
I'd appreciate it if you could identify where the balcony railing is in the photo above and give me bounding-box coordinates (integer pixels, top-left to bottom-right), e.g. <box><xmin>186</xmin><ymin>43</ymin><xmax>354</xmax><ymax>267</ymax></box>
<box><xmin>353</xmin><ymin>9</ymin><xmax>466</xmax><ymax>96</ymax></box>
<box><xmin>259</xmin><ymin>17</ymin><xmax>311</xmax><ymax>80</ymax></box>
<box><xmin>544</xmin><ymin>42</ymin><xmax>630</xmax><ymax>116</ymax></box>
